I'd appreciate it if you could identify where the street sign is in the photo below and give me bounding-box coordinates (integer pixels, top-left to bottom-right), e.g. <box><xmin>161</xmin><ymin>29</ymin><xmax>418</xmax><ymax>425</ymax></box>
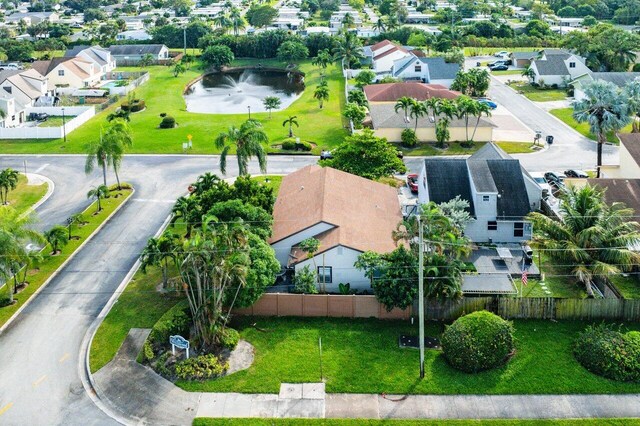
<box><xmin>170</xmin><ymin>335</ymin><xmax>190</xmax><ymax>359</ymax></box>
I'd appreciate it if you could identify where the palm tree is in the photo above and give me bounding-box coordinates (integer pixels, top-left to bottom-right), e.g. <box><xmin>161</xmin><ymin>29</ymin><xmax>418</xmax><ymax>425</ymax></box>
<box><xmin>624</xmin><ymin>78</ymin><xmax>640</xmax><ymax>133</ymax></box>
<box><xmin>341</xmin><ymin>12</ymin><xmax>355</xmax><ymax>30</ymax></box>
<box><xmin>263</xmin><ymin>96</ymin><xmax>281</xmax><ymax>119</ymax></box>
<box><xmin>102</xmin><ymin>119</ymin><xmax>133</xmax><ymax>190</ymax></box>
<box><xmin>409</xmin><ymin>100</ymin><xmax>428</xmax><ymax>132</ymax></box>
<box><xmin>521</xmin><ymin>66</ymin><xmax>535</xmax><ymax>81</ymax></box>
<box><xmin>213</xmin><ymin>13</ymin><xmax>232</xmax><ymax>33</ymax></box>
<box><xmin>332</xmin><ymin>32</ymin><xmax>364</xmax><ymax>70</ymax></box>
<box><xmin>313</xmin><ymin>84</ymin><xmax>330</xmax><ymax>109</ymax></box>
<box><xmin>311</xmin><ymin>49</ymin><xmax>331</xmax><ymax>71</ymax></box>
<box><xmin>171</xmin><ymin>196</ymin><xmax>202</xmax><ymax>238</ymax></box>
<box><xmin>141</xmin><ymin>233</ymin><xmax>178</xmax><ymax>289</ymax></box>
<box><xmin>0</xmin><ymin>168</ymin><xmax>19</xmax><ymax>205</ymax></box>
<box><xmin>394</xmin><ymin>97</ymin><xmax>415</xmax><ymax>128</ymax></box>
<box><xmin>282</xmin><ymin>115</ymin><xmax>299</xmax><ymax>138</ymax></box>
<box><xmin>470</xmin><ymin>101</ymin><xmax>492</xmax><ymax>142</ymax></box>
<box><xmin>87</xmin><ymin>185</ymin><xmax>109</xmax><ymax>213</ymax></box>
<box><xmin>229</xmin><ymin>8</ymin><xmax>245</xmax><ymax>36</ymax></box>
<box><xmin>173</xmin><ymin>62</ymin><xmax>186</xmax><ymax>77</ymax></box>
<box><xmin>215</xmin><ymin>119</ymin><xmax>268</xmax><ymax>175</ymax></box>
<box><xmin>44</xmin><ymin>225</ymin><xmax>68</xmax><ymax>255</ymax></box>
<box><xmin>573</xmin><ymin>80</ymin><xmax>631</xmax><ymax>177</ymax></box>
<box><xmin>373</xmin><ymin>19</ymin><xmax>386</xmax><ymax>33</ymax></box>
<box><xmin>528</xmin><ymin>184</ymin><xmax>640</xmax><ymax>297</ymax></box>
<box><xmin>106</xmin><ymin>109</ymin><xmax>130</xmax><ymax>122</ymax></box>
<box><xmin>454</xmin><ymin>96</ymin><xmax>479</xmax><ymax>142</ymax></box>
<box><xmin>192</xmin><ymin>172</ymin><xmax>221</xmax><ymax>195</ymax></box>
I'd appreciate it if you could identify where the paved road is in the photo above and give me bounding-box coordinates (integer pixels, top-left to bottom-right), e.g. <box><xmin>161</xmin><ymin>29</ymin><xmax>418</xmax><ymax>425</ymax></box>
<box><xmin>0</xmin><ymin>155</ymin><xmax>317</xmax><ymax>425</ymax></box>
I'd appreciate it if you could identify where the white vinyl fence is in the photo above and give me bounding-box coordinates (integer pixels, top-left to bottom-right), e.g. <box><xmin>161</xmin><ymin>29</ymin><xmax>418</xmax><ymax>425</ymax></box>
<box><xmin>0</xmin><ymin>106</ymin><xmax>95</xmax><ymax>139</ymax></box>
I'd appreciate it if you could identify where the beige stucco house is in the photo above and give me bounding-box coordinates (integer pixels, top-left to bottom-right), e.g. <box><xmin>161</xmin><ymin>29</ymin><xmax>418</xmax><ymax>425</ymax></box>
<box><xmin>600</xmin><ymin>134</ymin><xmax>640</xmax><ymax>179</ymax></box>
<box><xmin>32</xmin><ymin>57</ymin><xmax>103</xmax><ymax>89</ymax></box>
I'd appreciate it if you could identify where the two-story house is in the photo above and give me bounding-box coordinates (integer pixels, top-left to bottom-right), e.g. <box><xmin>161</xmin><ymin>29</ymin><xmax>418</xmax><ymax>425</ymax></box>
<box><xmin>32</xmin><ymin>57</ymin><xmax>103</xmax><ymax>89</ymax></box>
<box><xmin>417</xmin><ymin>143</ymin><xmax>543</xmax><ymax>243</ymax></box>
<box><xmin>528</xmin><ymin>49</ymin><xmax>590</xmax><ymax>87</ymax></box>
<box><xmin>0</xmin><ymin>69</ymin><xmax>49</xmax><ymax>126</ymax></box>
<box><xmin>64</xmin><ymin>46</ymin><xmax>116</xmax><ymax>74</ymax></box>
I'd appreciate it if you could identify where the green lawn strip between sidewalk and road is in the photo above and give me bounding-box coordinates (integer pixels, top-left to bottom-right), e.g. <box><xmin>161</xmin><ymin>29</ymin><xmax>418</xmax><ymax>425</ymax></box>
<box><xmin>0</xmin><ymin>60</ymin><xmax>348</xmax><ymax>155</ymax></box>
<box><xmin>5</xmin><ymin>174</ymin><xmax>48</xmax><ymax>215</ymax></box>
<box><xmin>549</xmin><ymin>108</ymin><xmax>632</xmax><ymax>144</ymax></box>
<box><xmin>194</xmin><ymin>419</ymin><xmax>640</xmax><ymax>426</ymax></box>
<box><xmin>0</xmin><ymin>187</ymin><xmax>134</xmax><ymax>328</ymax></box>
<box><xmin>398</xmin><ymin>142</ymin><xmax>535</xmax><ymax>156</ymax></box>
<box><xmin>507</xmin><ymin>82</ymin><xmax>567</xmax><ymax>102</ymax></box>
<box><xmin>177</xmin><ymin>316</ymin><xmax>640</xmax><ymax>395</ymax></box>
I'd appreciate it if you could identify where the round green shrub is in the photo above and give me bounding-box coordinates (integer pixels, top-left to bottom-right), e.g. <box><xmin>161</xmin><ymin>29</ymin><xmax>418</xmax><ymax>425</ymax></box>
<box><xmin>174</xmin><ymin>354</ymin><xmax>228</xmax><ymax>380</ymax></box>
<box><xmin>281</xmin><ymin>139</ymin><xmax>312</xmax><ymax>151</ymax></box>
<box><xmin>281</xmin><ymin>140</ymin><xmax>296</xmax><ymax>150</ymax></box>
<box><xmin>574</xmin><ymin>324</ymin><xmax>640</xmax><ymax>382</ymax></box>
<box><xmin>219</xmin><ymin>327</ymin><xmax>240</xmax><ymax>350</ymax></box>
<box><xmin>401</xmin><ymin>128</ymin><xmax>418</xmax><ymax>148</ymax></box>
<box><xmin>441</xmin><ymin>311</ymin><xmax>515</xmax><ymax>373</ymax></box>
<box><xmin>159</xmin><ymin>116</ymin><xmax>176</xmax><ymax>129</ymax></box>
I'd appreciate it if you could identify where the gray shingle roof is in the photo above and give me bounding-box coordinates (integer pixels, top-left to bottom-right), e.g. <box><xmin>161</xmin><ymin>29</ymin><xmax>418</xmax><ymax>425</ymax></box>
<box><xmin>533</xmin><ymin>55</ymin><xmax>569</xmax><ymax>76</ymax></box>
<box><xmin>512</xmin><ymin>51</ymin><xmax>538</xmax><ymax>60</ymax></box>
<box><xmin>421</xmin><ymin>57</ymin><xmax>460</xmax><ymax>80</ymax></box>
<box><xmin>592</xmin><ymin>72</ymin><xmax>640</xmax><ymax>88</ymax></box>
<box><xmin>468</xmin><ymin>160</ymin><xmax>497</xmax><ymax>193</ymax></box>
<box><xmin>108</xmin><ymin>44</ymin><xmax>167</xmax><ymax>56</ymax></box>
<box><xmin>487</xmin><ymin>159</ymin><xmax>532</xmax><ymax>219</ymax></box>
<box><xmin>423</xmin><ymin>158</ymin><xmax>475</xmax><ymax>215</ymax></box>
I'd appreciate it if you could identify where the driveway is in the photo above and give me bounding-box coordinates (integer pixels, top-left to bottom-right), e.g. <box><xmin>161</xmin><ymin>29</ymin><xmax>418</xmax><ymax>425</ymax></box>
<box><xmin>0</xmin><ymin>154</ymin><xmax>318</xmax><ymax>425</ymax></box>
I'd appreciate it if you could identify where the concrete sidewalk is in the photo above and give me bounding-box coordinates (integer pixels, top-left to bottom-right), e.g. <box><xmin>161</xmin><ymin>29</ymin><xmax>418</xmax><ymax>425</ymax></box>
<box><xmin>90</xmin><ymin>329</ymin><xmax>640</xmax><ymax>425</ymax></box>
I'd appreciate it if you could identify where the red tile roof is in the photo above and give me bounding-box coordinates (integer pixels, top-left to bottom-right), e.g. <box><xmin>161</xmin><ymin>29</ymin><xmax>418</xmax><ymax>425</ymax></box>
<box><xmin>364</xmin><ymin>82</ymin><xmax>461</xmax><ymax>102</ymax></box>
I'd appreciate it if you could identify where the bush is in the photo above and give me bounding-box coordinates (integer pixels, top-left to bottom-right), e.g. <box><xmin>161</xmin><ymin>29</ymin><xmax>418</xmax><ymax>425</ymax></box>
<box><xmin>121</xmin><ymin>99</ymin><xmax>145</xmax><ymax>112</ymax></box>
<box><xmin>174</xmin><ymin>354</ymin><xmax>228</xmax><ymax>380</ymax></box>
<box><xmin>441</xmin><ymin>311</ymin><xmax>515</xmax><ymax>373</ymax></box>
<box><xmin>574</xmin><ymin>324</ymin><xmax>640</xmax><ymax>382</ymax></box>
<box><xmin>160</xmin><ymin>112</ymin><xmax>167</xmax><ymax>117</ymax></box>
<box><xmin>142</xmin><ymin>340</ymin><xmax>154</xmax><ymax>362</ymax></box>
<box><xmin>633</xmin><ymin>63</ymin><xmax>640</xmax><ymax>72</ymax></box>
<box><xmin>159</xmin><ymin>116</ymin><xmax>176</xmax><ymax>129</ymax></box>
<box><xmin>401</xmin><ymin>128</ymin><xmax>418</xmax><ymax>148</ymax></box>
<box><xmin>148</xmin><ymin>302</ymin><xmax>191</xmax><ymax>347</ymax></box>
<box><xmin>293</xmin><ymin>265</ymin><xmax>318</xmax><ymax>294</ymax></box>
<box><xmin>219</xmin><ymin>328</ymin><xmax>240</xmax><ymax>350</ymax></box>
<box><xmin>281</xmin><ymin>139</ymin><xmax>312</xmax><ymax>151</ymax></box>
<box><xmin>107</xmin><ymin>182</ymin><xmax>133</xmax><ymax>191</ymax></box>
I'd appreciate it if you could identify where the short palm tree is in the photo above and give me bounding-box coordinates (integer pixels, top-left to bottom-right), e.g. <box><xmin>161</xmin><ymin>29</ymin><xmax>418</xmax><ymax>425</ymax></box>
<box><xmin>262</xmin><ymin>96</ymin><xmax>281</xmax><ymax>119</ymax></box>
<box><xmin>0</xmin><ymin>168</ymin><xmax>19</xmax><ymax>205</ymax></box>
<box><xmin>44</xmin><ymin>225</ymin><xmax>69</xmax><ymax>255</ymax></box>
<box><xmin>140</xmin><ymin>233</ymin><xmax>178</xmax><ymax>288</ymax></box>
<box><xmin>528</xmin><ymin>184</ymin><xmax>640</xmax><ymax>297</ymax></box>
<box><xmin>394</xmin><ymin>97</ymin><xmax>415</xmax><ymax>128</ymax></box>
<box><xmin>521</xmin><ymin>66</ymin><xmax>535</xmax><ymax>81</ymax></box>
<box><xmin>409</xmin><ymin>100</ymin><xmax>428</xmax><ymax>132</ymax></box>
<box><xmin>173</xmin><ymin>62</ymin><xmax>186</xmax><ymax>77</ymax></box>
<box><xmin>313</xmin><ymin>84</ymin><xmax>330</xmax><ymax>109</ymax></box>
<box><xmin>282</xmin><ymin>115</ymin><xmax>299</xmax><ymax>138</ymax></box>
<box><xmin>87</xmin><ymin>185</ymin><xmax>109</xmax><ymax>213</ymax></box>
<box><xmin>85</xmin><ymin>119</ymin><xmax>133</xmax><ymax>188</ymax></box>
<box><xmin>215</xmin><ymin>119</ymin><xmax>268</xmax><ymax>175</ymax></box>
<box><xmin>192</xmin><ymin>172</ymin><xmax>221</xmax><ymax>195</ymax></box>
<box><xmin>171</xmin><ymin>196</ymin><xmax>202</xmax><ymax>238</ymax></box>
<box><xmin>213</xmin><ymin>13</ymin><xmax>232</xmax><ymax>33</ymax></box>
<box><xmin>373</xmin><ymin>19</ymin><xmax>386</xmax><ymax>33</ymax></box>
<box><xmin>311</xmin><ymin>49</ymin><xmax>332</xmax><ymax>71</ymax></box>
<box><xmin>573</xmin><ymin>80</ymin><xmax>631</xmax><ymax>177</ymax></box>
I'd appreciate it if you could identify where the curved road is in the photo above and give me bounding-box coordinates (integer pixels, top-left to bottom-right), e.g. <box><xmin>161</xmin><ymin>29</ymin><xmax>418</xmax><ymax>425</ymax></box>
<box><xmin>0</xmin><ymin>155</ymin><xmax>317</xmax><ymax>425</ymax></box>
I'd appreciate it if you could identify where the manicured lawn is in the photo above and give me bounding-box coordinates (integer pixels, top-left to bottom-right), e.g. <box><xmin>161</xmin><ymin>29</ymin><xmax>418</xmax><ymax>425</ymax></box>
<box><xmin>463</xmin><ymin>47</ymin><xmax>545</xmax><ymax>56</ymax></box>
<box><xmin>252</xmin><ymin>175</ymin><xmax>283</xmax><ymax>195</ymax></box>
<box><xmin>0</xmin><ymin>59</ymin><xmax>348</xmax><ymax>155</ymax></box>
<box><xmin>194</xmin><ymin>419</ymin><xmax>640</xmax><ymax>426</ymax></box>
<box><xmin>491</xmin><ymin>69</ymin><xmax>523</xmax><ymax>76</ymax></box>
<box><xmin>4</xmin><ymin>174</ymin><xmax>48</xmax><ymax>215</ymax></box>
<box><xmin>508</xmin><ymin>82</ymin><xmax>567</xmax><ymax>102</ymax></box>
<box><xmin>37</xmin><ymin>116</ymin><xmax>66</xmax><ymax>127</ymax></box>
<box><xmin>522</xmin><ymin>252</ymin><xmax>587</xmax><ymax>299</ymax></box>
<box><xmin>176</xmin><ymin>316</ymin><xmax>640</xmax><ymax>395</ymax></box>
<box><xmin>89</xmin><ymin>265</ymin><xmax>181</xmax><ymax>372</ymax></box>
<box><xmin>0</xmin><ymin>188</ymin><xmax>133</xmax><ymax>327</ymax></box>
<box><xmin>399</xmin><ymin>141</ymin><xmax>534</xmax><ymax>156</ymax></box>
<box><xmin>549</xmin><ymin>108</ymin><xmax>632</xmax><ymax>144</ymax></box>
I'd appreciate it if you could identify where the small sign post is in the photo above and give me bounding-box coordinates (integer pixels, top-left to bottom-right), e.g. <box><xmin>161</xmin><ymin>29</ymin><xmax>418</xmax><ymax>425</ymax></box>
<box><xmin>187</xmin><ymin>134</ymin><xmax>193</xmax><ymax>149</ymax></box>
<box><xmin>169</xmin><ymin>335</ymin><xmax>190</xmax><ymax>359</ymax></box>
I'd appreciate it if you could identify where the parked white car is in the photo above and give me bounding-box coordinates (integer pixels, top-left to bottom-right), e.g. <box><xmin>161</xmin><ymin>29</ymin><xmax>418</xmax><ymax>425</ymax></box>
<box><xmin>530</xmin><ymin>172</ymin><xmax>552</xmax><ymax>197</ymax></box>
<box><xmin>494</xmin><ymin>50</ymin><xmax>510</xmax><ymax>57</ymax></box>
<box><xmin>0</xmin><ymin>63</ymin><xmax>24</xmax><ymax>71</ymax></box>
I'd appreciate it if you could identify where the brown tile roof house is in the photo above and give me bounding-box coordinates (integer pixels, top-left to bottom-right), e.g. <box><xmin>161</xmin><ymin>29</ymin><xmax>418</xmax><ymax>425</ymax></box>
<box><xmin>618</xmin><ymin>133</ymin><xmax>640</xmax><ymax>167</ymax></box>
<box><xmin>370</xmin><ymin>39</ymin><xmax>393</xmax><ymax>52</ymax></box>
<box><xmin>364</xmin><ymin>82</ymin><xmax>461</xmax><ymax>102</ymax></box>
<box><xmin>269</xmin><ymin>165</ymin><xmax>402</xmax><ymax>265</ymax></box>
<box><xmin>587</xmin><ymin>178</ymin><xmax>640</xmax><ymax>220</ymax></box>
<box><xmin>32</xmin><ymin>57</ymin><xmax>95</xmax><ymax>80</ymax></box>
<box><xmin>373</xmin><ymin>45</ymin><xmax>409</xmax><ymax>60</ymax></box>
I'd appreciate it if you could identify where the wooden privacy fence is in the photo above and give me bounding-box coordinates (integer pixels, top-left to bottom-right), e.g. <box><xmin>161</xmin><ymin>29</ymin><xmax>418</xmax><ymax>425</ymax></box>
<box><xmin>233</xmin><ymin>293</ymin><xmax>411</xmax><ymax>320</ymax></box>
<box><xmin>235</xmin><ymin>293</ymin><xmax>640</xmax><ymax>322</ymax></box>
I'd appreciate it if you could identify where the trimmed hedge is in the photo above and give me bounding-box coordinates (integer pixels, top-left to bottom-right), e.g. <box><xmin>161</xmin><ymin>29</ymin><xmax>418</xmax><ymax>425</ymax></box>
<box><xmin>121</xmin><ymin>99</ymin><xmax>145</xmax><ymax>112</ymax></box>
<box><xmin>281</xmin><ymin>139</ymin><xmax>312</xmax><ymax>151</ymax></box>
<box><xmin>159</xmin><ymin>116</ymin><xmax>176</xmax><ymax>129</ymax></box>
<box><xmin>441</xmin><ymin>311</ymin><xmax>515</xmax><ymax>373</ymax></box>
<box><xmin>574</xmin><ymin>324</ymin><xmax>640</xmax><ymax>382</ymax></box>
<box><xmin>148</xmin><ymin>301</ymin><xmax>191</xmax><ymax>347</ymax></box>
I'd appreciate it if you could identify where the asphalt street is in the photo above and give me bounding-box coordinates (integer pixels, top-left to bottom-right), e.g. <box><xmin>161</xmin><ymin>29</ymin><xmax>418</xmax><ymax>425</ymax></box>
<box><xmin>0</xmin><ymin>154</ymin><xmax>317</xmax><ymax>425</ymax></box>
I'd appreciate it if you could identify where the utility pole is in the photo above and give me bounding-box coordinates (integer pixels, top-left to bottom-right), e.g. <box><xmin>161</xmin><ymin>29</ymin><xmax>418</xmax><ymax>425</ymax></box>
<box><xmin>183</xmin><ymin>27</ymin><xmax>187</xmax><ymax>56</ymax></box>
<box><xmin>417</xmin><ymin>214</ymin><xmax>425</xmax><ymax>379</ymax></box>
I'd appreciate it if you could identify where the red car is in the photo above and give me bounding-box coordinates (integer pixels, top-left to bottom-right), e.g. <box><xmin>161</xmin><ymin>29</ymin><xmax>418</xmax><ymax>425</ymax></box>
<box><xmin>407</xmin><ymin>174</ymin><xmax>418</xmax><ymax>194</ymax></box>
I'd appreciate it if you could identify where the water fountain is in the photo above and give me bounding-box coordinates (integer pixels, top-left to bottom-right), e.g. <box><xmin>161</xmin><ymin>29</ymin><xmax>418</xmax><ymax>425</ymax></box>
<box><xmin>184</xmin><ymin>68</ymin><xmax>305</xmax><ymax>114</ymax></box>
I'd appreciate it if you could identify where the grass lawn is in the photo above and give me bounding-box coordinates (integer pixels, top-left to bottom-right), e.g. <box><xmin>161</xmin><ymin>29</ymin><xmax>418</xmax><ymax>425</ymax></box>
<box><xmin>507</xmin><ymin>82</ymin><xmax>567</xmax><ymax>102</ymax></box>
<box><xmin>0</xmin><ymin>188</ymin><xmax>133</xmax><ymax>328</ymax></box>
<box><xmin>549</xmin><ymin>108</ymin><xmax>632</xmax><ymax>144</ymax></box>
<box><xmin>463</xmin><ymin>47</ymin><xmax>544</xmax><ymax>56</ymax></box>
<box><xmin>399</xmin><ymin>141</ymin><xmax>535</xmax><ymax>156</ymax></box>
<box><xmin>609</xmin><ymin>275</ymin><xmax>640</xmax><ymax>299</ymax></box>
<box><xmin>176</xmin><ymin>316</ymin><xmax>640</xmax><ymax>395</ymax></box>
<box><xmin>194</xmin><ymin>420</ymin><xmax>640</xmax><ymax>426</ymax></box>
<box><xmin>0</xmin><ymin>59</ymin><xmax>348</xmax><ymax>155</ymax></box>
<box><xmin>252</xmin><ymin>175</ymin><xmax>283</xmax><ymax>194</ymax></box>
<box><xmin>4</xmin><ymin>174</ymin><xmax>48</xmax><ymax>215</ymax></box>
<box><xmin>491</xmin><ymin>69</ymin><xmax>523</xmax><ymax>76</ymax></box>
<box><xmin>37</xmin><ymin>116</ymin><xmax>66</xmax><ymax>127</ymax></box>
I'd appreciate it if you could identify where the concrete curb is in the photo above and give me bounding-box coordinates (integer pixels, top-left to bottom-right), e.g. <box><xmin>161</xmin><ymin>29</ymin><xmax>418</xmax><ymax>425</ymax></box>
<box><xmin>0</xmin><ymin>188</ymin><xmax>135</xmax><ymax>336</ymax></box>
<box><xmin>79</xmin><ymin>211</ymin><xmax>175</xmax><ymax>426</ymax></box>
<box><xmin>20</xmin><ymin>172</ymin><xmax>55</xmax><ymax>217</ymax></box>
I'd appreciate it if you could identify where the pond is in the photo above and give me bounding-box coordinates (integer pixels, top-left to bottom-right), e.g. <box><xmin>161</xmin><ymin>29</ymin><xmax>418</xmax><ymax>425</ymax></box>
<box><xmin>184</xmin><ymin>69</ymin><xmax>305</xmax><ymax>114</ymax></box>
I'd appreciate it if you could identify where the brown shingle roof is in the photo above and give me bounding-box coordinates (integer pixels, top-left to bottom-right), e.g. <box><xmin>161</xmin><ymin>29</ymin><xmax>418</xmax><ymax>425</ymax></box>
<box><xmin>587</xmin><ymin>178</ymin><xmax>640</xmax><ymax>219</ymax></box>
<box><xmin>269</xmin><ymin>165</ymin><xmax>402</xmax><ymax>261</ymax></box>
<box><xmin>618</xmin><ymin>133</ymin><xmax>640</xmax><ymax>167</ymax></box>
<box><xmin>364</xmin><ymin>82</ymin><xmax>461</xmax><ymax>102</ymax></box>
<box><xmin>373</xmin><ymin>45</ymin><xmax>409</xmax><ymax>60</ymax></box>
<box><xmin>371</xmin><ymin>39</ymin><xmax>393</xmax><ymax>52</ymax></box>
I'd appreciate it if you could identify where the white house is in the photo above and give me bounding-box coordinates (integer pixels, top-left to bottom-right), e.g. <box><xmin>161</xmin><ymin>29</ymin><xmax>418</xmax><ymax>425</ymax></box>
<box><xmin>417</xmin><ymin>143</ymin><xmax>542</xmax><ymax>243</ymax></box>
<box><xmin>571</xmin><ymin>73</ymin><xmax>640</xmax><ymax>101</ymax></box>
<box><xmin>528</xmin><ymin>49</ymin><xmax>589</xmax><ymax>87</ymax></box>
<box><xmin>108</xmin><ymin>44</ymin><xmax>169</xmax><ymax>65</ymax></box>
<box><xmin>269</xmin><ymin>165</ymin><xmax>403</xmax><ymax>291</ymax></box>
<box><xmin>116</xmin><ymin>30</ymin><xmax>153</xmax><ymax>41</ymax></box>
<box><xmin>64</xmin><ymin>45</ymin><xmax>116</xmax><ymax>74</ymax></box>
<box><xmin>0</xmin><ymin>69</ymin><xmax>49</xmax><ymax>127</ymax></box>
<box><xmin>32</xmin><ymin>57</ymin><xmax>103</xmax><ymax>89</ymax></box>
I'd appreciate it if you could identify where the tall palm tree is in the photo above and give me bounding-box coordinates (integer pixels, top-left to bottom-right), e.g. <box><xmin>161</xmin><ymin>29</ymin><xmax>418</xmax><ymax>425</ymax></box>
<box><xmin>528</xmin><ymin>184</ymin><xmax>640</xmax><ymax>297</ymax></box>
<box><xmin>312</xmin><ymin>49</ymin><xmax>332</xmax><ymax>71</ymax></box>
<box><xmin>213</xmin><ymin>13</ymin><xmax>233</xmax><ymax>33</ymax></box>
<box><xmin>102</xmin><ymin>119</ymin><xmax>133</xmax><ymax>190</ymax></box>
<box><xmin>332</xmin><ymin>32</ymin><xmax>364</xmax><ymax>70</ymax></box>
<box><xmin>0</xmin><ymin>168</ymin><xmax>19</xmax><ymax>205</ymax></box>
<box><xmin>87</xmin><ymin>185</ymin><xmax>109</xmax><ymax>213</ymax></box>
<box><xmin>409</xmin><ymin>100</ymin><xmax>428</xmax><ymax>132</ymax></box>
<box><xmin>373</xmin><ymin>19</ymin><xmax>386</xmax><ymax>33</ymax></box>
<box><xmin>573</xmin><ymin>80</ymin><xmax>631</xmax><ymax>177</ymax></box>
<box><xmin>454</xmin><ymin>96</ymin><xmax>479</xmax><ymax>142</ymax></box>
<box><xmin>171</xmin><ymin>196</ymin><xmax>202</xmax><ymax>238</ymax></box>
<box><xmin>624</xmin><ymin>78</ymin><xmax>640</xmax><ymax>133</ymax></box>
<box><xmin>394</xmin><ymin>97</ymin><xmax>415</xmax><ymax>128</ymax></box>
<box><xmin>282</xmin><ymin>115</ymin><xmax>299</xmax><ymax>138</ymax></box>
<box><xmin>313</xmin><ymin>84</ymin><xmax>330</xmax><ymax>109</ymax></box>
<box><xmin>229</xmin><ymin>8</ymin><xmax>245</xmax><ymax>36</ymax></box>
<box><xmin>470</xmin><ymin>101</ymin><xmax>492</xmax><ymax>142</ymax></box>
<box><xmin>215</xmin><ymin>119</ymin><xmax>268</xmax><ymax>176</ymax></box>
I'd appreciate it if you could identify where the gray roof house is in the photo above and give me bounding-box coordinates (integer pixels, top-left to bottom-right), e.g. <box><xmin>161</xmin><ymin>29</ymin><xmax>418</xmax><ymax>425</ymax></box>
<box><xmin>528</xmin><ymin>49</ymin><xmax>590</xmax><ymax>87</ymax></box>
<box><xmin>108</xmin><ymin>44</ymin><xmax>170</xmax><ymax>65</ymax></box>
<box><xmin>571</xmin><ymin>73</ymin><xmax>640</xmax><ymax>101</ymax></box>
<box><xmin>64</xmin><ymin>45</ymin><xmax>116</xmax><ymax>73</ymax></box>
<box><xmin>417</xmin><ymin>143</ymin><xmax>542</xmax><ymax>244</ymax></box>
<box><xmin>391</xmin><ymin>56</ymin><xmax>460</xmax><ymax>87</ymax></box>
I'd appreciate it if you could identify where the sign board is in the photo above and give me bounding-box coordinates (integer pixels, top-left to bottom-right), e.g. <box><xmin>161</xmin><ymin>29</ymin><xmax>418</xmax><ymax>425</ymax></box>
<box><xmin>170</xmin><ymin>335</ymin><xmax>190</xmax><ymax>358</ymax></box>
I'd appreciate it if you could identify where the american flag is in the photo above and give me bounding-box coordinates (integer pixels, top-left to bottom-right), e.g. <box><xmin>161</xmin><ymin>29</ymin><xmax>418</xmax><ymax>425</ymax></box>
<box><xmin>521</xmin><ymin>270</ymin><xmax>528</xmax><ymax>286</ymax></box>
